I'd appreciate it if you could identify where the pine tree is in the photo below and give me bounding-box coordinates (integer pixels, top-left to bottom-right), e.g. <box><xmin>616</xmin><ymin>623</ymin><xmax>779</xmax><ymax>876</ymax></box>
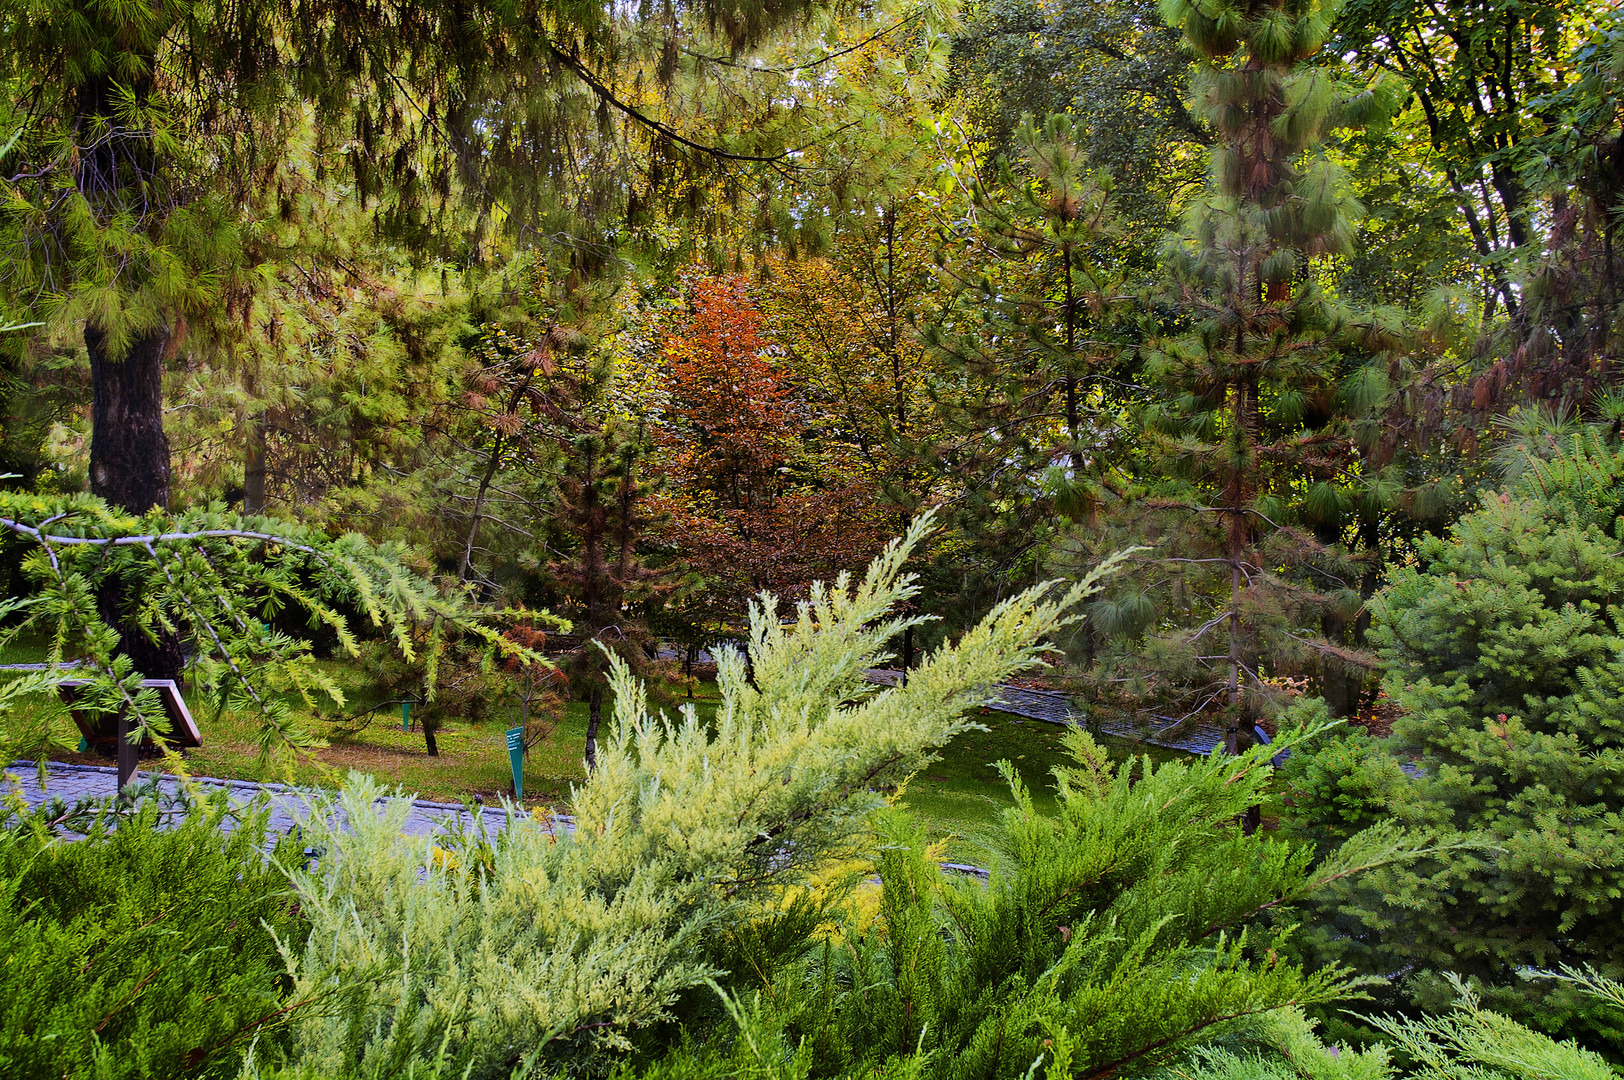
<box><xmin>551</xmin><ymin>413</ymin><xmax>673</xmax><ymax>771</ymax></box>
<box><xmin>923</xmin><ymin>114</ymin><xmax>1141</xmax><ymax>599</ymax></box>
<box><xmin>0</xmin><ymin>0</ymin><xmax>830</xmax><ymax>676</ymax></box>
<box><xmin>1130</xmin><ymin>0</ymin><xmax>1396</xmax><ymax>763</ymax></box>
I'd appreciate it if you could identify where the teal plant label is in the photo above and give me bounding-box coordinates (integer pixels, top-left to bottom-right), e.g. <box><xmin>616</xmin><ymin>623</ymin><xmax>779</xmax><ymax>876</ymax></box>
<box><xmin>401</xmin><ymin>699</ymin><xmax>412</xmax><ymax>731</ymax></box>
<box><xmin>506</xmin><ymin>726</ymin><xmax>524</xmax><ymax>799</ymax></box>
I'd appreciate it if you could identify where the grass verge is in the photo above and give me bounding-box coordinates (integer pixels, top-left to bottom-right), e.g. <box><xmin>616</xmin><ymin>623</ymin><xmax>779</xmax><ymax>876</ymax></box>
<box><xmin>4</xmin><ymin>646</ymin><xmax>1204</xmax><ymax>848</ymax></box>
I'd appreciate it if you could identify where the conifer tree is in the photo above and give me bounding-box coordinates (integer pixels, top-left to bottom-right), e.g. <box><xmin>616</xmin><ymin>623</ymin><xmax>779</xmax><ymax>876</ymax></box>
<box><xmin>924</xmin><ymin>115</ymin><xmax>1141</xmax><ymax>596</ymax></box>
<box><xmin>1131</xmin><ymin>0</ymin><xmax>1396</xmax><ymax>761</ymax></box>
<box><xmin>1284</xmin><ymin>428</ymin><xmax>1624</xmax><ymax>1046</ymax></box>
<box><xmin>276</xmin><ymin>519</ymin><xmax>1138</xmax><ymax>1077</ymax></box>
<box><xmin>0</xmin><ymin>0</ymin><xmax>833</xmax><ymax>677</ymax></box>
<box><xmin>0</xmin><ymin>492</ymin><xmax>534</xmax><ymax>764</ymax></box>
<box><xmin>551</xmin><ymin>415</ymin><xmax>672</xmax><ymax>772</ymax></box>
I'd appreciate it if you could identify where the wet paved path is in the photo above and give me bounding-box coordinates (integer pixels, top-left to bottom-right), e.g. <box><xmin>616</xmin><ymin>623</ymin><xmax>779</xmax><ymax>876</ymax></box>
<box><xmin>3</xmin><ymin>675</ymin><xmax>1225</xmax><ymax>842</ymax></box>
<box><xmin>3</xmin><ymin>759</ymin><xmax>528</xmax><ymax>840</ymax></box>
<box><xmin>863</xmin><ymin>670</ymin><xmax>1228</xmax><ymax>754</ymax></box>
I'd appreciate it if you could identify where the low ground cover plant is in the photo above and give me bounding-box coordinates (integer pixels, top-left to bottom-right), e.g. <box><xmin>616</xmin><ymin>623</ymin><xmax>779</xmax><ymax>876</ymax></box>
<box><xmin>0</xmin><ymin>791</ymin><xmax>298</xmax><ymax>1079</ymax></box>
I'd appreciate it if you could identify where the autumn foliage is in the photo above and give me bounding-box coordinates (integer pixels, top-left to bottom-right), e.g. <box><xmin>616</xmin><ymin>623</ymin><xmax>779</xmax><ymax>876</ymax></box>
<box><xmin>656</xmin><ymin>273</ymin><xmax>886</xmax><ymax>627</ymax></box>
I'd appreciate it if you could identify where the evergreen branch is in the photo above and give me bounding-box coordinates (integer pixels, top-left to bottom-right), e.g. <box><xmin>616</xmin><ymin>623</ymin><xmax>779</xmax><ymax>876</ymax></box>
<box><xmin>1077</xmin><ymin>999</ymin><xmax>1314</xmax><ymax>1080</ymax></box>
<box><xmin>681</xmin><ymin>8</ymin><xmax>929</xmax><ymax>74</ymax></box>
<box><xmin>1198</xmin><ymin>822</ymin><xmax>1449</xmax><ymax>938</ymax></box>
<box><xmin>545</xmin><ymin>45</ymin><xmax>795</xmax><ymax>164</ymax></box>
<box><xmin>0</xmin><ymin>519</ymin><xmax>327</xmax><ymax>554</ymax></box>
<box><xmin>140</xmin><ymin>540</ymin><xmax>269</xmax><ymax>717</ymax></box>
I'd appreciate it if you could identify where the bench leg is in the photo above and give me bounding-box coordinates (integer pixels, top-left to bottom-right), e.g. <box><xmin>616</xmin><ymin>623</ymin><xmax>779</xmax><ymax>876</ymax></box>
<box><xmin>117</xmin><ymin>709</ymin><xmax>138</xmax><ymax>792</ymax></box>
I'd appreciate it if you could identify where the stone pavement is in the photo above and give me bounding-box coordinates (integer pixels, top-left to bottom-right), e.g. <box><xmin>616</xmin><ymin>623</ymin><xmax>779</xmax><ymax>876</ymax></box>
<box><xmin>863</xmin><ymin>669</ymin><xmax>1230</xmax><ymax>754</ymax></box>
<box><xmin>2</xmin><ymin>759</ymin><xmax>536</xmax><ymax>842</ymax></box>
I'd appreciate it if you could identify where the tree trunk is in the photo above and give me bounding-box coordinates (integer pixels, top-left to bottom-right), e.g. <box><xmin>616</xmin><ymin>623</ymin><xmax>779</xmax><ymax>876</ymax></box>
<box><xmin>584</xmin><ymin>682</ymin><xmax>604</xmax><ymax>772</ymax></box>
<box><xmin>1319</xmin><ymin>634</ymin><xmax>1361</xmax><ymax>718</ymax></box>
<box><xmin>424</xmin><ymin>725</ymin><xmax>439</xmax><ymax>757</ymax></box>
<box><xmin>88</xmin><ymin>323</ymin><xmax>185</xmax><ymax>682</ymax></box>
<box><xmin>117</xmin><ymin>707</ymin><xmax>138</xmax><ymax>793</ymax></box>
<box><xmin>89</xmin><ymin>324</ymin><xmax>172</xmax><ymax>513</ymax></box>
<box><xmin>243</xmin><ymin>415</ymin><xmax>267</xmax><ymax>514</ymax></box>
<box><xmin>1225</xmin><ymin>556</ymin><xmax>1243</xmax><ymax>757</ymax></box>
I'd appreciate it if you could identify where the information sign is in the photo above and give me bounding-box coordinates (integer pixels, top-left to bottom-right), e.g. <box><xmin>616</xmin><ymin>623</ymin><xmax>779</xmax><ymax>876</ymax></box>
<box><xmin>505</xmin><ymin>726</ymin><xmax>524</xmax><ymax>799</ymax></box>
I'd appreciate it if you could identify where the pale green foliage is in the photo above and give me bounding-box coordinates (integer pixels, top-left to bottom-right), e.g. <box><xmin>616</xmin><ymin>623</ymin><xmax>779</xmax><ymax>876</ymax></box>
<box><xmin>1148</xmin><ymin>986</ymin><xmax>1619</xmax><ymax>1080</ymax></box>
<box><xmin>1370</xmin><ymin>983</ymin><xmax>1617</xmax><ymax>1080</ymax></box>
<box><xmin>1149</xmin><ymin>1008</ymin><xmax>1391</xmax><ymax>1080</ymax></box>
<box><xmin>275</xmin><ymin>773</ymin><xmax>716</xmax><ymax>1078</ymax></box>
<box><xmin>272</xmin><ymin>516</ymin><xmax>1132</xmax><ymax>1078</ymax></box>
<box><xmin>0</xmin><ymin>491</ymin><xmax>533</xmax><ymax>762</ymax></box>
<box><xmin>1149</xmin><ymin>993</ymin><xmax>1617</xmax><ymax>1078</ymax></box>
<box><xmin>1551</xmin><ymin>965</ymin><xmax>1624</xmax><ymax>1015</ymax></box>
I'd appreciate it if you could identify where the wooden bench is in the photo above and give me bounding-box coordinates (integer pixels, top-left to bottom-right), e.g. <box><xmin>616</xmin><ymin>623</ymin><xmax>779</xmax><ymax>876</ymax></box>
<box><xmin>56</xmin><ymin>679</ymin><xmax>201</xmax><ymax>792</ymax></box>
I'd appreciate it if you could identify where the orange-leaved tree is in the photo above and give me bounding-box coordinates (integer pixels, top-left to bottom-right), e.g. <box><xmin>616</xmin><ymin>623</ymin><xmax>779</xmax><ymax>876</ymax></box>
<box><xmin>656</xmin><ymin>273</ymin><xmax>886</xmax><ymax>642</ymax></box>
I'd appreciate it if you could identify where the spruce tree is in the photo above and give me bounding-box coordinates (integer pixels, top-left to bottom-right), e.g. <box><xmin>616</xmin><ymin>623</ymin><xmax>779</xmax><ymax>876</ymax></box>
<box><xmin>1285</xmin><ymin>428</ymin><xmax>1624</xmax><ymax>1046</ymax></box>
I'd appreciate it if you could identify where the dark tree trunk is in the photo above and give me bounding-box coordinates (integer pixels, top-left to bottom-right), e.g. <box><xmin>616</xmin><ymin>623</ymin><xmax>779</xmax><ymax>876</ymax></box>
<box><xmin>584</xmin><ymin>683</ymin><xmax>604</xmax><ymax>771</ymax></box>
<box><xmin>424</xmin><ymin>725</ymin><xmax>439</xmax><ymax>757</ymax></box>
<box><xmin>95</xmin><ymin>576</ymin><xmax>185</xmax><ymax>682</ymax></box>
<box><xmin>1319</xmin><ymin>630</ymin><xmax>1361</xmax><ymax>719</ymax></box>
<box><xmin>88</xmin><ymin>323</ymin><xmax>185</xmax><ymax>682</ymax></box>
<box><xmin>117</xmin><ymin>708</ymin><xmax>138</xmax><ymax>792</ymax></box>
<box><xmin>89</xmin><ymin>324</ymin><xmax>172</xmax><ymax>512</ymax></box>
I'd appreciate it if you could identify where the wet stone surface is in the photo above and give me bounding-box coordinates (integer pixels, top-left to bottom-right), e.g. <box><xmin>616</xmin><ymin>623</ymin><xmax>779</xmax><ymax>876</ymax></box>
<box><xmin>3</xmin><ymin>759</ymin><xmax>532</xmax><ymax>844</ymax></box>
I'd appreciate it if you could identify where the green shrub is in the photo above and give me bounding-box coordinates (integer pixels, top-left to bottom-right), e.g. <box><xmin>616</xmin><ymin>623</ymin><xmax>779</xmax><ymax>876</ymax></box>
<box><xmin>269</xmin><ymin>519</ymin><xmax>1135</xmax><ymax>1079</ymax></box>
<box><xmin>1285</xmin><ymin>431</ymin><xmax>1624</xmax><ymax>1045</ymax></box>
<box><xmin>0</xmin><ymin>791</ymin><xmax>300</xmax><ymax>1079</ymax></box>
<box><xmin>1278</xmin><ymin>699</ymin><xmax>1409</xmax><ymax>850</ymax></box>
<box><xmin>1141</xmin><ymin>993</ymin><xmax>1618</xmax><ymax>1080</ymax></box>
<box><xmin>747</xmin><ymin>724</ymin><xmax>1422</xmax><ymax>1078</ymax></box>
<box><xmin>660</xmin><ymin>727</ymin><xmax>1416</xmax><ymax>1080</ymax></box>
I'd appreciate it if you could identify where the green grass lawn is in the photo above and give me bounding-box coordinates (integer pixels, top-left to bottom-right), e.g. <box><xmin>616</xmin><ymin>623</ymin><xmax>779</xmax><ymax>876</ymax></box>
<box><xmin>3</xmin><ymin>650</ymin><xmax>729</xmax><ymax>808</ymax></box>
<box><xmin>901</xmin><ymin>709</ymin><xmax>1186</xmax><ymax>862</ymax></box>
<box><xmin>3</xmin><ymin>636</ymin><xmax>1204</xmax><ymax>850</ymax></box>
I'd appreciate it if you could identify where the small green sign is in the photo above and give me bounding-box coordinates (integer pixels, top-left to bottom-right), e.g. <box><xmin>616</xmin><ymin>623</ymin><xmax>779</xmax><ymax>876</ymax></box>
<box><xmin>505</xmin><ymin>726</ymin><xmax>524</xmax><ymax>799</ymax></box>
<box><xmin>401</xmin><ymin>699</ymin><xmax>412</xmax><ymax>731</ymax></box>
